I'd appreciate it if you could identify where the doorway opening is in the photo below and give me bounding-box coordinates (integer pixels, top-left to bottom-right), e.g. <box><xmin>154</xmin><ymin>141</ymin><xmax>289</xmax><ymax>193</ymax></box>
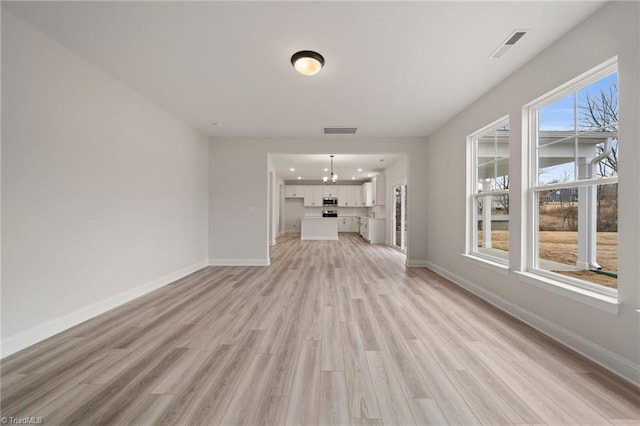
<box><xmin>392</xmin><ymin>183</ymin><xmax>407</xmax><ymax>252</ymax></box>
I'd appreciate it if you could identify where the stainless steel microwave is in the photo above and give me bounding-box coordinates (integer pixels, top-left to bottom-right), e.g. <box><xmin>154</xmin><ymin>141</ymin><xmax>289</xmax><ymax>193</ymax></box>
<box><xmin>323</xmin><ymin>197</ymin><xmax>338</xmax><ymax>206</ymax></box>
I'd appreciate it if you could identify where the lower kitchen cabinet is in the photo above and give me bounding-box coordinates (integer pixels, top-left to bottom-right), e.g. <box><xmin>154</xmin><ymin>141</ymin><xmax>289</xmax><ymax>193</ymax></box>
<box><xmin>359</xmin><ymin>217</ymin><xmax>385</xmax><ymax>243</ymax></box>
<box><xmin>338</xmin><ymin>216</ymin><xmax>359</xmax><ymax>233</ymax></box>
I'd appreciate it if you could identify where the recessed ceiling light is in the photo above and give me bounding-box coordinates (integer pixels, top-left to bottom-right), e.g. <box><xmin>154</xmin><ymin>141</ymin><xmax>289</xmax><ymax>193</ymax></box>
<box><xmin>324</xmin><ymin>168</ymin><xmax>329</xmax><ymax>172</ymax></box>
<box><xmin>290</xmin><ymin>168</ymin><xmax>295</xmax><ymax>172</ymax></box>
<box><xmin>367</xmin><ymin>174</ymin><xmax>373</xmax><ymax>177</ymax></box>
<box><xmin>357</xmin><ymin>168</ymin><xmax>363</xmax><ymax>172</ymax></box>
<box><xmin>297</xmin><ymin>176</ymin><xmax>302</xmax><ymax>180</ymax></box>
<box><xmin>352</xmin><ymin>177</ymin><xmax>356</xmax><ymax>180</ymax></box>
<box><xmin>291</xmin><ymin>50</ymin><xmax>325</xmax><ymax>76</ymax></box>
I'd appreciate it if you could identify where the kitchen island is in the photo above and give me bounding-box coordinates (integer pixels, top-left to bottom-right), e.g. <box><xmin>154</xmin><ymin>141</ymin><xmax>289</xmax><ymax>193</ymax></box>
<box><xmin>301</xmin><ymin>217</ymin><xmax>338</xmax><ymax>240</ymax></box>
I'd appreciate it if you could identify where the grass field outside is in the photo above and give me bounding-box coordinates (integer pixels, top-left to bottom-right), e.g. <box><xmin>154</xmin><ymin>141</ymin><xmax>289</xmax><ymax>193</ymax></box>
<box><xmin>477</xmin><ymin>201</ymin><xmax>618</xmax><ymax>288</ymax></box>
<box><xmin>477</xmin><ymin>230</ymin><xmax>618</xmax><ymax>288</ymax></box>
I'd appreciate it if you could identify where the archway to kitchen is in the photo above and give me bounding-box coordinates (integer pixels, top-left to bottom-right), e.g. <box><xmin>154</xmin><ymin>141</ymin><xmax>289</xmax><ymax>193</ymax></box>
<box><xmin>269</xmin><ymin>153</ymin><xmax>408</xmax><ymax>259</ymax></box>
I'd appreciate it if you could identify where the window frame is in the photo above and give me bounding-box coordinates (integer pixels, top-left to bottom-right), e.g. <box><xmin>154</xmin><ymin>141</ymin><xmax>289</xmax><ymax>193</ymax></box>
<box><xmin>466</xmin><ymin>115</ymin><xmax>511</xmax><ymax>268</ymax></box>
<box><xmin>526</xmin><ymin>58</ymin><xmax>618</xmax><ymax>298</ymax></box>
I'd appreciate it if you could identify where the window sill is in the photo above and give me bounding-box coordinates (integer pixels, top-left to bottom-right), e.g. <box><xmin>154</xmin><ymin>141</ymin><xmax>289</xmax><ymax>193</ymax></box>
<box><xmin>461</xmin><ymin>254</ymin><xmax>509</xmax><ymax>276</ymax></box>
<box><xmin>515</xmin><ymin>271</ymin><xmax>620</xmax><ymax>315</ymax></box>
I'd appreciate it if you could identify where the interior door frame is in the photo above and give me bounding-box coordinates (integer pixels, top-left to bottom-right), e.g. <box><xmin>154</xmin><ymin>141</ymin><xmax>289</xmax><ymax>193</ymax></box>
<box><xmin>392</xmin><ymin>181</ymin><xmax>408</xmax><ymax>253</ymax></box>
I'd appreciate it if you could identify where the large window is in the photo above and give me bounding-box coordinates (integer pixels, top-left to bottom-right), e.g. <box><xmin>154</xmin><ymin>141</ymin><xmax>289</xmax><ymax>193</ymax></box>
<box><xmin>468</xmin><ymin>117</ymin><xmax>510</xmax><ymax>265</ymax></box>
<box><xmin>529</xmin><ymin>60</ymin><xmax>618</xmax><ymax>292</ymax></box>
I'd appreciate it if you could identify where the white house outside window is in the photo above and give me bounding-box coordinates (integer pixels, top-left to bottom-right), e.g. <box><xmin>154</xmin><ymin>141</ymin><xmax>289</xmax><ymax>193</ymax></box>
<box><xmin>528</xmin><ymin>60</ymin><xmax>618</xmax><ymax>294</ymax></box>
<box><xmin>468</xmin><ymin>117</ymin><xmax>510</xmax><ymax>265</ymax></box>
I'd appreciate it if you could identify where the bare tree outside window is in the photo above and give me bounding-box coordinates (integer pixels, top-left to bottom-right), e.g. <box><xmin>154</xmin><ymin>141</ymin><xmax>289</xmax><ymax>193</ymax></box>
<box><xmin>580</xmin><ymin>82</ymin><xmax>618</xmax><ymax>177</ymax></box>
<box><xmin>580</xmin><ymin>81</ymin><xmax>618</xmax><ymax>232</ymax></box>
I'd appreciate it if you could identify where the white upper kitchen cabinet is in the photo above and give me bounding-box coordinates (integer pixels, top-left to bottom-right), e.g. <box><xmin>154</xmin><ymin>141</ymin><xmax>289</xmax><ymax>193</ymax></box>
<box><xmin>362</xmin><ymin>182</ymin><xmax>373</xmax><ymax>206</ymax></box>
<box><xmin>338</xmin><ymin>186</ymin><xmax>349</xmax><ymax>206</ymax></box>
<box><xmin>285</xmin><ymin>185</ymin><xmax>303</xmax><ymax>198</ymax></box>
<box><xmin>323</xmin><ymin>186</ymin><xmax>338</xmax><ymax>198</ymax></box>
<box><xmin>304</xmin><ymin>186</ymin><xmax>324</xmax><ymax>207</ymax></box>
<box><xmin>371</xmin><ymin>175</ymin><xmax>386</xmax><ymax>206</ymax></box>
<box><xmin>354</xmin><ymin>185</ymin><xmax>363</xmax><ymax>206</ymax></box>
<box><xmin>338</xmin><ymin>185</ymin><xmax>359</xmax><ymax>207</ymax></box>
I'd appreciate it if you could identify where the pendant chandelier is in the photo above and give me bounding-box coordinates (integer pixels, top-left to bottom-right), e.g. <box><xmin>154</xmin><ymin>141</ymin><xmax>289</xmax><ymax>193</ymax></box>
<box><xmin>323</xmin><ymin>155</ymin><xmax>338</xmax><ymax>185</ymax></box>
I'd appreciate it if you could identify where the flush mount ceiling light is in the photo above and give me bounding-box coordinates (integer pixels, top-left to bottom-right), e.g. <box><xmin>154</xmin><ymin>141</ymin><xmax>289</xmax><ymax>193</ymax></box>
<box><xmin>291</xmin><ymin>50</ymin><xmax>325</xmax><ymax>76</ymax></box>
<box><xmin>323</xmin><ymin>155</ymin><xmax>338</xmax><ymax>184</ymax></box>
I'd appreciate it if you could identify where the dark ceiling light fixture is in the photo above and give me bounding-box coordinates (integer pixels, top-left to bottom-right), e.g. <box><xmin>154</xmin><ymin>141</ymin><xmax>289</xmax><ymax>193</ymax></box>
<box><xmin>323</xmin><ymin>155</ymin><xmax>338</xmax><ymax>184</ymax></box>
<box><xmin>291</xmin><ymin>50</ymin><xmax>325</xmax><ymax>76</ymax></box>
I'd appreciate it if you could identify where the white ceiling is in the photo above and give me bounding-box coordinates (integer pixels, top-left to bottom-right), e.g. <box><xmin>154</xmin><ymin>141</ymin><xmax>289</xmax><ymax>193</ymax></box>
<box><xmin>272</xmin><ymin>153</ymin><xmax>402</xmax><ymax>182</ymax></box>
<box><xmin>4</xmin><ymin>1</ymin><xmax>605</xmax><ymax>140</ymax></box>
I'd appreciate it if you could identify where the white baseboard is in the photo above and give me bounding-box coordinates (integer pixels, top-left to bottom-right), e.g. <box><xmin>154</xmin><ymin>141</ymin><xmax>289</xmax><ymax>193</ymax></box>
<box><xmin>424</xmin><ymin>260</ymin><xmax>509</xmax><ymax>310</ymax></box>
<box><xmin>270</xmin><ymin>239</ymin><xmax>277</xmax><ymax>246</ymax></box>
<box><xmin>209</xmin><ymin>258</ymin><xmax>270</xmax><ymax>266</ymax></box>
<box><xmin>300</xmin><ymin>237</ymin><xmax>339</xmax><ymax>241</ymax></box>
<box><xmin>406</xmin><ymin>259</ymin><xmax>429</xmax><ymax>267</ymax></box>
<box><xmin>1</xmin><ymin>260</ymin><xmax>209</xmax><ymax>358</ymax></box>
<box><xmin>422</xmin><ymin>260</ymin><xmax>640</xmax><ymax>388</ymax></box>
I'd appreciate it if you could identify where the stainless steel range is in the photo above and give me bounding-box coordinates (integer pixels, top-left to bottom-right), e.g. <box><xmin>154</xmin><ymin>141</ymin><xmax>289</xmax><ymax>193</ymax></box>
<box><xmin>322</xmin><ymin>210</ymin><xmax>338</xmax><ymax>217</ymax></box>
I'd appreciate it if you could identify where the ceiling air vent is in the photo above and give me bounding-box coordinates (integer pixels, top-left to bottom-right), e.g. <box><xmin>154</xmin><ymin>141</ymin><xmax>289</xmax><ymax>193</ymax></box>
<box><xmin>323</xmin><ymin>127</ymin><xmax>358</xmax><ymax>135</ymax></box>
<box><xmin>490</xmin><ymin>29</ymin><xmax>528</xmax><ymax>59</ymax></box>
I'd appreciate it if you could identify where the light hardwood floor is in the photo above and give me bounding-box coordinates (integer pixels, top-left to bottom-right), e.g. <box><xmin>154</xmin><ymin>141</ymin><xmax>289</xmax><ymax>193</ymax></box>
<box><xmin>2</xmin><ymin>233</ymin><xmax>639</xmax><ymax>425</ymax></box>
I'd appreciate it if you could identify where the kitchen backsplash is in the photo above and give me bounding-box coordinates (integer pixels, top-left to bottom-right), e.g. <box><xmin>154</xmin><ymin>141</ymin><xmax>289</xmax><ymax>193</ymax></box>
<box><xmin>285</xmin><ymin>198</ymin><xmax>384</xmax><ymax>233</ymax></box>
<box><xmin>302</xmin><ymin>207</ymin><xmax>368</xmax><ymax>217</ymax></box>
<box><xmin>370</xmin><ymin>205</ymin><xmax>385</xmax><ymax>218</ymax></box>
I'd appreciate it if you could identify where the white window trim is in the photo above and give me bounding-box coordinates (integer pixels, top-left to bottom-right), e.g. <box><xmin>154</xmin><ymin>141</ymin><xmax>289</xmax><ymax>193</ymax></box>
<box><xmin>525</xmin><ymin>57</ymin><xmax>618</xmax><ymax>111</ymax></box>
<box><xmin>515</xmin><ymin>271</ymin><xmax>619</xmax><ymax>315</ymax></box>
<box><xmin>461</xmin><ymin>253</ymin><xmax>509</xmax><ymax>275</ymax></box>
<box><xmin>523</xmin><ymin>58</ymin><xmax>619</xmax><ymax>302</ymax></box>
<box><xmin>466</xmin><ymin>115</ymin><xmax>510</xmax><ymax>267</ymax></box>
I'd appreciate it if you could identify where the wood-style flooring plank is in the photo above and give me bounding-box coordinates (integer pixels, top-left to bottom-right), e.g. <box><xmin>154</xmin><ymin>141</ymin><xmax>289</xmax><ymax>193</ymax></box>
<box><xmin>342</xmin><ymin>321</ymin><xmax>381</xmax><ymax>420</ymax></box>
<box><xmin>285</xmin><ymin>339</ymin><xmax>322</xmax><ymax>426</ymax></box>
<box><xmin>406</xmin><ymin>339</ymin><xmax>480</xmax><ymax>425</ymax></box>
<box><xmin>366</xmin><ymin>296</ymin><xmax>431</xmax><ymax>399</ymax></box>
<box><xmin>1</xmin><ymin>232</ymin><xmax>637</xmax><ymax>425</ymax></box>
<box><xmin>19</xmin><ymin>382</ymin><xmax>102</xmax><ymax>424</ymax></box>
<box><xmin>365</xmin><ymin>350</ymin><xmax>415</xmax><ymax>425</ymax></box>
<box><xmin>466</xmin><ymin>340</ymin><xmax>581</xmax><ymax>425</ymax></box>
<box><xmin>153</xmin><ymin>343</ymin><xmax>236</xmax><ymax>423</ymax></box>
<box><xmin>321</xmin><ymin>306</ymin><xmax>344</xmax><ymax>371</ymax></box>
<box><xmin>406</xmin><ymin>398</ymin><xmax>449</xmax><ymax>426</ymax></box>
<box><xmin>318</xmin><ymin>370</ymin><xmax>350</xmax><ymax>426</ymax></box>
<box><xmin>219</xmin><ymin>352</ymin><xmax>273</xmax><ymax>425</ymax></box>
